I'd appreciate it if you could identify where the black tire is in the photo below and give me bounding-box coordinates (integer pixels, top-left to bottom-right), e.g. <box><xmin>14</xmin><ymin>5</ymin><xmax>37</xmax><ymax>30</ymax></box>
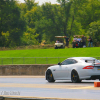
<box><xmin>71</xmin><ymin>70</ymin><xmax>81</xmax><ymax>83</ymax></box>
<box><xmin>46</xmin><ymin>69</ymin><xmax>55</xmax><ymax>82</ymax></box>
<box><xmin>55</xmin><ymin>46</ymin><xmax>58</xmax><ymax>49</ymax></box>
<box><xmin>61</xmin><ymin>45</ymin><xmax>63</xmax><ymax>48</ymax></box>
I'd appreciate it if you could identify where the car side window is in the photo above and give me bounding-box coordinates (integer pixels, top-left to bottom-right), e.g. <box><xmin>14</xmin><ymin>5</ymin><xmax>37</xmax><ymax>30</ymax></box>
<box><xmin>62</xmin><ymin>60</ymin><xmax>68</xmax><ymax>65</ymax></box>
<box><xmin>72</xmin><ymin>59</ymin><xmax>77</xmax><ymax>64</ymax></box>
<box><xmin>62</xmin><ymin>59</ymin><xmax>77</xmax><ymax>65</ymax></box>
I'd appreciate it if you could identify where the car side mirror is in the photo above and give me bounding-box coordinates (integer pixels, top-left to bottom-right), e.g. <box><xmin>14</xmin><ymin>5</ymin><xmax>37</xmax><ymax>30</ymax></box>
<box><xmin>58</xmin><ymin>62</ymin><xmax>61</xmax><ymax>65</ymax></box>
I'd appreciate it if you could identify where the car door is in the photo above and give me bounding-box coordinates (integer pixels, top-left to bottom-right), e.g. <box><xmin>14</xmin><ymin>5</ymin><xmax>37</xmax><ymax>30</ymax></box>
<box><xmin>53</xmin><ymin>59</ymin><xmax>74</xmax><ymax>80</ymax></box>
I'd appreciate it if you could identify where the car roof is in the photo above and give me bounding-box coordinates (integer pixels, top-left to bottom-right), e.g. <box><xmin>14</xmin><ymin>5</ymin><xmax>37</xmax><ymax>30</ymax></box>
<box><xmin>68</xmin><ymin>57</ymin><xmax>95</xmax><ymax>60</ymax></box>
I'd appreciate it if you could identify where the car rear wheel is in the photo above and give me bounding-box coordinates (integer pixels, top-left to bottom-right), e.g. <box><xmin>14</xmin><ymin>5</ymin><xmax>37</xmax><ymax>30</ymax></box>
<box><xmin>71</xmin><ymin>70</ymin><xmax>81</xmax><ymax>83</ymax></box>
<box><xmin>46</xmin><ymin>69</ymin><xmax>55</xmax><ymax>82</ymax></box>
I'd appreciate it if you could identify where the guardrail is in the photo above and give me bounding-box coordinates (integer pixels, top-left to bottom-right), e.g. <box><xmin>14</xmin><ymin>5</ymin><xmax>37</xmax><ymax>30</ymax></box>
<box><xmin>0</xmin><ymin>57</ymin><xmax>100</xmax><ymax>65</ymax></box>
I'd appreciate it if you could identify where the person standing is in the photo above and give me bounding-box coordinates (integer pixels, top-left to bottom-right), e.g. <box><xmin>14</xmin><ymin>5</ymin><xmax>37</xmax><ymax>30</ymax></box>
<box><xmin>77</xmin><ymin>36</ymin><xmax>82</xmax><ymax>47</ymax></box>
<box><xmin>81</xmin><ymin>35</ymin><xmax>87</xmax><ymax>47</ymax></box>
<box><xmin>88</xmin><ymin>36</ymin><xmax>93</xmax><ymax>47</ymax></box>
<box><xmin>72</xmin><ymin>36</ymin><xmax>77</xmax><ymax>48</ymax></box>
<box><xmin>64</xmin><ymin>36</ymin><xmax>70</xmax><ymax>48</ymax></box>
<box><xmin>73</xmin><ymin>36</ymin><xmax>77</xmax><ymax>42</ymax></box>
<box><xmin>77</xmin><ymin>36</ymin><xmax>81</xmax><ymax>42</ymax></box>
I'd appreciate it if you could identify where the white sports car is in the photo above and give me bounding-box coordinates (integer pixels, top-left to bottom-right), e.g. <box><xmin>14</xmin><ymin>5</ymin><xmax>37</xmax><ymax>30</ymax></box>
<box><xmin>45</xmin><ymin>57</ymin><xmax>100</xmax><ymax>83</ymax></box>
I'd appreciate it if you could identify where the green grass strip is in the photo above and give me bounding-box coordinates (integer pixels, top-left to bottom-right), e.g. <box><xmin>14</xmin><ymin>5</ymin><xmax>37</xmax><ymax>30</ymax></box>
<box><xmin>0</xmin><ymin>47</ymin><xmax>100</xmax><ymax>64</ymax></box>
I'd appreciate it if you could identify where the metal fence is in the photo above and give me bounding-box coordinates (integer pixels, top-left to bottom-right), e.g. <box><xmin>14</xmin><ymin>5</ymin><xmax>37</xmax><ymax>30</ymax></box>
<box><xmin>0</xmin><ymin>57</ymin><xmax>67</xmax><ymax>65</ymax></box>
<box><xmin>0</xmin><ymin>57</ymin><xmax>100</xmax><ymax>65</ymax></box>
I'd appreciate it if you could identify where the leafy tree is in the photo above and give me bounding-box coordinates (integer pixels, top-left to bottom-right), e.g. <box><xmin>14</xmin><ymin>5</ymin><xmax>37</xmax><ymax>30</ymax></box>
<box><xmin>25</xmin><ymin>6</ymin><xmax>41</xmax><ymax>28</ymax></box>
<box><xmin>75</xmin><ymin>0</ymin><xmax>100</xmax><ymax>30</ymax></box>
<box><xmin>1</xmin><ymin>31</ymin><xmax>9</xmax><ymax>47</ymax></box>
<box><xmin>24</xmin><ymin>4</ymin><xmax>41</xmax><ymax>44</ymax></box>
<box><xmin>0</xmin><ymin>0</ymin><xmax>26</xmax><ymax>47</ymax></box>
<box><xmin>1</xmin><ymin>0</ymin><xmax>100</xmax><ymax>47</ymax></box>
<box><xmin>21</xmin><ymin>27</ymin><xmax>39</xmax><ymax>45</ymax></box>
<box><xmin>87</xmin><ymin>20</ymin><xmax>100</xmax><ymax>46</ymax></box>
<box><xmin>24</xmin><ymin>0</ymin><xmax>37</xmax><ymax>11</ymax></box>
<box><xmin>57</xmin><ymin>0</ymin><xmax>72</xmax><ymax>36</ymax></box>
<box><xmin>35</xmin><ymin>3</ymin><xmax>63</xmax><ymax>43</ymax></box>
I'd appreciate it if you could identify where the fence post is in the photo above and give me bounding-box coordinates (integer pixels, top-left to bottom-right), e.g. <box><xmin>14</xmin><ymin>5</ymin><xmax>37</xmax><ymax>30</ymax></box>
<box><xmin>23</xmin><ymin>57</ymin><xmax>24</xmax><ymax>64</ymax></box>
<box><xmin>35</xmin><ymin>58</ymin><xmax>36</xmax><ymax>64</ymax></box>
<box><xmin>58</xmin><ymin>57</ymin><xmax>60</xmax><ymax>62</ymax></box>
<box><xmin>46</xmin><ymin>57</ymin><xmax>48</xmax><ymax>64</ymax></box>
<box><xmin>12</xmin><ymin>58</ymin><xmax>13</xmax><ymax>64</ymax></box>
<box><xmin>1</xmin><ymin>58</ymin><xmax>3</xmax><ymax>65</ymax></box>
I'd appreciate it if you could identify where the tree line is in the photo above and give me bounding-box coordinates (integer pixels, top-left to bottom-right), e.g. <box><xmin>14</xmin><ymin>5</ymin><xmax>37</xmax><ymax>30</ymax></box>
<box><xmin>0</xmin><ymin>0</ymin><xmax>100</xmax><ymax>47</ymax></box>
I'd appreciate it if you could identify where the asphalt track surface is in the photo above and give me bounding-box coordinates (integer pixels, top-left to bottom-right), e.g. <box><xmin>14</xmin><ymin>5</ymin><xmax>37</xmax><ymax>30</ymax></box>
<box><xmin>0</xmin><ymin>76</ymin><xmax>100</xmax><ymax>100</ymax></box>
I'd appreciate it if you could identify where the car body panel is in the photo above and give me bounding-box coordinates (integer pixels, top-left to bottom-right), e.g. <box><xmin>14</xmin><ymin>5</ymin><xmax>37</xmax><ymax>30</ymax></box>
<box><xmin>51</xmin><ymin>65</ymin><xmax>69</xmax><ymax>79</ymax></box>
<box><xmin>55</xmin><ymin>43</ymin><xmax>64</xmax><ymax>47</ymax></box>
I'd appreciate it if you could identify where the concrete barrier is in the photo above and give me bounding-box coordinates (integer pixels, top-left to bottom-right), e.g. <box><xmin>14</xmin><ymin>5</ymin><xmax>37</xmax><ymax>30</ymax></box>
<box><xmin>0</xmin><ymin>65</ymin><xmax>54</xmax><ymax>75</ymax></box>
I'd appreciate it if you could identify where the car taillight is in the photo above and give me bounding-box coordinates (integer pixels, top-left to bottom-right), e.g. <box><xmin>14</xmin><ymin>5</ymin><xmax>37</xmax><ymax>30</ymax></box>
<box><xmin>83</xmin><ymin>65</ymin><xmax>94</xmax><ymax>69</ymax></box>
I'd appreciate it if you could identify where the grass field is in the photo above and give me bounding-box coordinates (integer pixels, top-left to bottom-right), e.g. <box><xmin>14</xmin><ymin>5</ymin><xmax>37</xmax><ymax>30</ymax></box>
<box><xmin>0</xmin><ymin>47</ymin><xmax>100</xmax><ymax>64</ymax></box>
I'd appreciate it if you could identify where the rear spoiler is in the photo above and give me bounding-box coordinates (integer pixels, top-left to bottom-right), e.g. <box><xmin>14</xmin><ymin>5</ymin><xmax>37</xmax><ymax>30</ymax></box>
<box><xmin>85</xmin><ymin>59</ymin><xmax>95</xmax><ymax>66</ymax></box>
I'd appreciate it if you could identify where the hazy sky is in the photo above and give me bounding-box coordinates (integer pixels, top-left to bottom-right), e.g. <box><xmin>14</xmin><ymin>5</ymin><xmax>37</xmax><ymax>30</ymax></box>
<box><xmin>18</xmin><ymin>0</ymin><xmax>58</xmax><ymax>5</ymax></box>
